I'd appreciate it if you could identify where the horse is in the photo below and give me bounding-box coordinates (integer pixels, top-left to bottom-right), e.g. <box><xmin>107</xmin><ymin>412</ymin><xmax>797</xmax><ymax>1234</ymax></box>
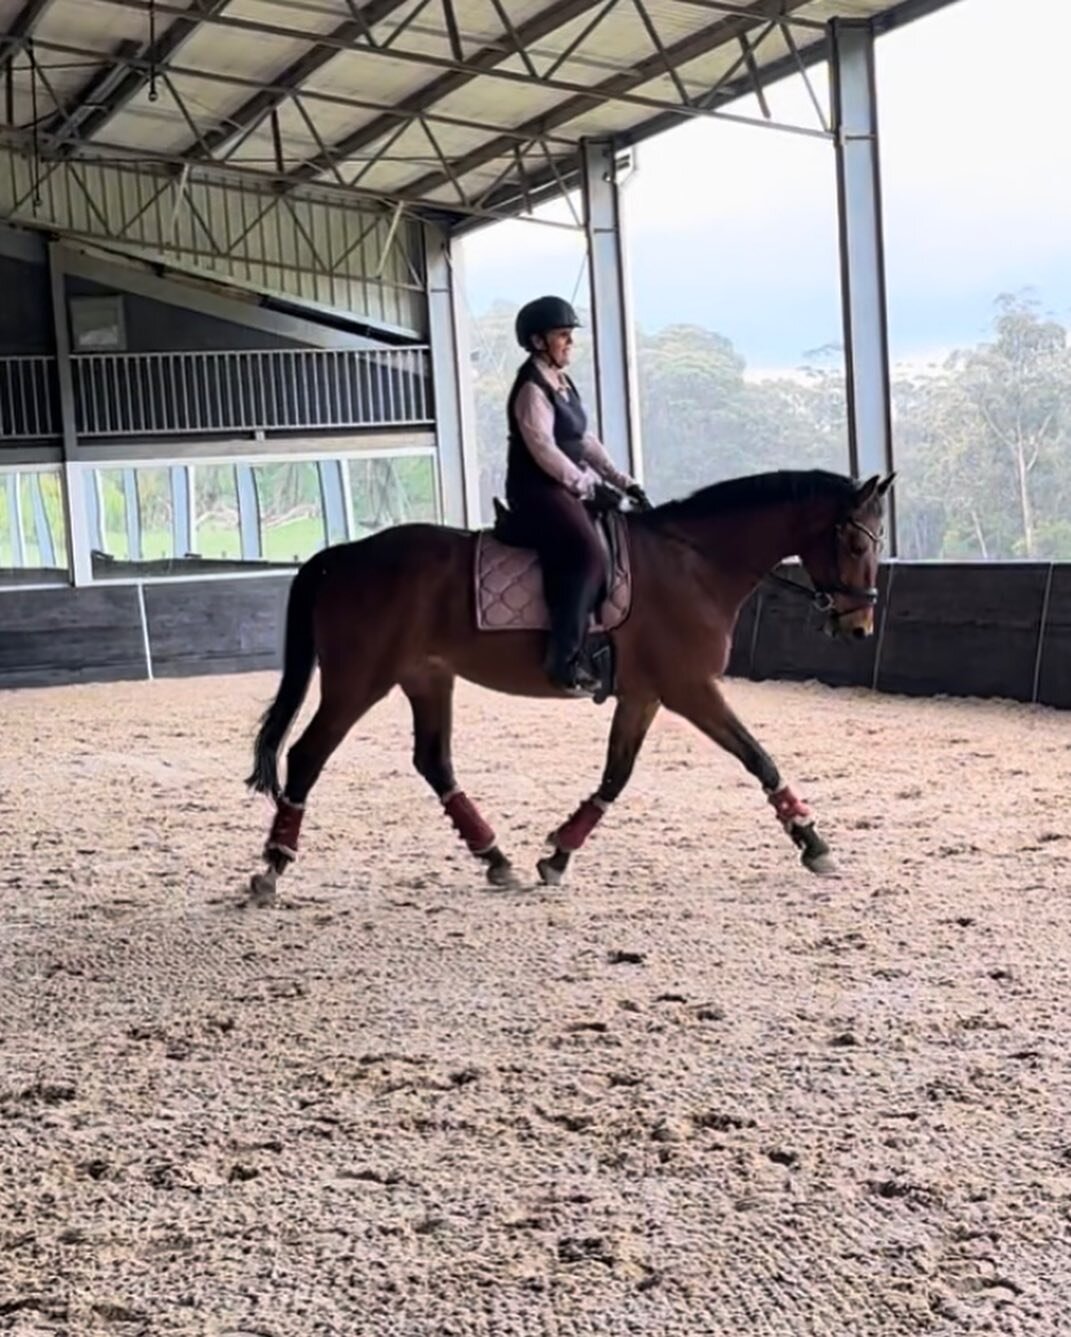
<box><xmin>245</xmin><ymin>467</ymin><xmax>894</xmax><ymax>898</ymax></box>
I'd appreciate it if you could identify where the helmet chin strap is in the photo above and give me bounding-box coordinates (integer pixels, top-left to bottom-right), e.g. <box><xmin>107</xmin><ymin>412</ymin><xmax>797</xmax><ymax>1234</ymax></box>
<box><xmin>534</xmin><ymin>340</ymin><xmax>567</xmax><ymax>372</ymax></box>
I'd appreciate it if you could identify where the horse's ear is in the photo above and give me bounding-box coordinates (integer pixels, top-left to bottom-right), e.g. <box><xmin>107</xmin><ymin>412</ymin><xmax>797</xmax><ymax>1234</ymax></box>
<box><xmin>853</xmin><ymin>474</ymin><xmax>881</xmax><ymax>507</ymax></box>
<box><xmin>878</xmin><ymin>472</ymin><xmax>896</xmax><ymax>496</ymax></box>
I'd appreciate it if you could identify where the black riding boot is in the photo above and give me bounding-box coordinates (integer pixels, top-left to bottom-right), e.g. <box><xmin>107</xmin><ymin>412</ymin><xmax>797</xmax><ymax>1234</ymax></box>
<box><xmin>545</xmin><ymin>582</ymin><xmax>600</xmax><ymax>695</ymax></box>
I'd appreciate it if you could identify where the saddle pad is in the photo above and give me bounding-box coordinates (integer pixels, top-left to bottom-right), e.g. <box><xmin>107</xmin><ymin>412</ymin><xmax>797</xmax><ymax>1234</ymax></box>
<box><xmin>474</xmin><ymin>515</ymin><xmax>632</xmax><ymax>633</ymax></box>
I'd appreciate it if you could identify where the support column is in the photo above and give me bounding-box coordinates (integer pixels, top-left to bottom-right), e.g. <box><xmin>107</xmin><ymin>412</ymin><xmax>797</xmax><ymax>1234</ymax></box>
<box><xmin>318</xmin><ymin>459</ymin><xmax>350</xmax><ymax>544</ymax></box>
<box><xmin>28</xmin><ymin>472</ymin><xmax>56</xmax><ymax>568</ymax></box>
<box><xmin>170</xmin><ymin>465</ymin><xmax>194</xmax><ymax>557</ymax></box>
<box><xmin>48</xmin><ymin>243</ymin><xmax>94</xmax><ymax>585</ymax></box>
<box><xmin>236</xmin><ymin>463</ymin><xmax>261</xmax><ymax>561</ymax></box>
<box><xmin>580</xmin><ymin>138</ymin><xmax>643</xmax><ymax>482</ymax></box>
<box><xmin>423</xmin><ymin>223</ymin><xmax>480</xmax><ymax>528</ymax></box>
<box><xmin>830</xmin><ymin>19</ymin><xmax>896</xmax><ymax>550</ymax></box>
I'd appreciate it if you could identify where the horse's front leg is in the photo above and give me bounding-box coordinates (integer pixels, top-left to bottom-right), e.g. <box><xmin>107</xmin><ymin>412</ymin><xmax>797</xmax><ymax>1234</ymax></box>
<box><xmin>538</xmin><ymin>697</ymin><xmax>660</xmax><ymax>886</ymax></box>
<box><xmin>664</xmin><ymin>678</ymin><xmax>836</xmax><ymax>875</ymax></box>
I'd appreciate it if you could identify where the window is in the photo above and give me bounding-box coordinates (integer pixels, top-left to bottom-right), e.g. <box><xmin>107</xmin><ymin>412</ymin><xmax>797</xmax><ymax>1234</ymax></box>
<box><xmin>69</xmin><ymin>295</ymin><xmax>127</xmax><ymax>352</ymax></box>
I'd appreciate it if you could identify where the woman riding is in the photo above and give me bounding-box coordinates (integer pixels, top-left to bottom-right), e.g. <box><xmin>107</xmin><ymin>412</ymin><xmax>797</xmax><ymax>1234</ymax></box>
<box><xmin>505</xmin><ymin>295</ymin><xmax>650</xmax><ymax>695</ymax></box>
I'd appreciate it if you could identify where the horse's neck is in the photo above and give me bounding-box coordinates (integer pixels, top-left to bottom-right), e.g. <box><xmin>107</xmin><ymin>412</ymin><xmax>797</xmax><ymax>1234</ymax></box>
<box><xmin>665</xmin><ymin>498</ymin><xmax>826</xmax><ymax>606</ymax></box>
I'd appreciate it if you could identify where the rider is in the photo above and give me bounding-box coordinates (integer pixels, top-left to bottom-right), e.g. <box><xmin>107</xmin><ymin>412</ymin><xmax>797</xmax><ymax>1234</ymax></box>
<box><xmin>506</xmin><ymin>295</ymin><xmax>650</xmax><ymax>694</ymax></box>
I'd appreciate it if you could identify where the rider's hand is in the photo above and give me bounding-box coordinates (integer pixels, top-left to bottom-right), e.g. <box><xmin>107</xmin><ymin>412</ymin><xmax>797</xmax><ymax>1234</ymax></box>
<box><xmin>589</xmin><ymin>481</ymin><xmax>625</xmax><ymax>513</ymax></box>
<box><xmin>625</xmin><ymin>482</ymin><xmax>652</xmax><ymax>511</ymax></box>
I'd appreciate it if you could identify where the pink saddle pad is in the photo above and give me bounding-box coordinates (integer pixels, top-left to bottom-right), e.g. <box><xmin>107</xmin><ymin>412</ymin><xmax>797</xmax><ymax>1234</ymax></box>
<box><xmin>474</xmin><ymin>513</ymin><xmax>632</xmax><ymax>633</ymax></box>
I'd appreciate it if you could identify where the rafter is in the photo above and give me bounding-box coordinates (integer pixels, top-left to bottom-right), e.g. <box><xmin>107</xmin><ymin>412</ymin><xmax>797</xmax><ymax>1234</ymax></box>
<box><xmin>42</xmin><ymin>0</ymin><xmax>232</xmax><ymax>150</ymax></box>
<box><xmin>286</xmin><ymin>0</ymin><xmax>604</xmax><ymax>186</ymax></box>
<box><xmin>399</xmin><ymin>0</ymin><xmax>814</xmax><ymax>202</ymax></box>
<box><xmin>0</xmin><ymin>123</ymin><xmax>585</xmax><ymax>231</ymax></box>
<box><xmin>1</xmin><ymin>34</ymin><xmax>580</xmax><ymax>156</ymax></box>
<box><xmin>77</xmin><ymin>0</ymin><xmax>818</xmax><ymax>127</ymax></box>
<box><xmin>469</xmin><ymin>21</ymin><xmax>827</xmax><ymax>223</ymax></box>
<box><xmin>186</xmin><ymin>0</ymin><xmax>414</xmax><ymax>162</ymax></box>
<box><xmin>4</xmin><ymin>0</ymin><xmax>58</xmax><ymax>44</ymax></box>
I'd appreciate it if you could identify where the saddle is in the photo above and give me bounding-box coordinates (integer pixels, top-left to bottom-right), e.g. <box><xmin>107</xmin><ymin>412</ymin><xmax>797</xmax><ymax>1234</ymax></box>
<box><xmin>473</xmin><ymin>497</ymin><xmax>634</xmax><ymax>702</ymax></box>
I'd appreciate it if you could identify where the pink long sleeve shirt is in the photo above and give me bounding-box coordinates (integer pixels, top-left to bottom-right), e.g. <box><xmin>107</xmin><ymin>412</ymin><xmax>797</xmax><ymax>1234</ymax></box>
<box><xmin>513</xmin><ymin>359</ymin><xmax>632</xmax><ymax>497</ymax></box>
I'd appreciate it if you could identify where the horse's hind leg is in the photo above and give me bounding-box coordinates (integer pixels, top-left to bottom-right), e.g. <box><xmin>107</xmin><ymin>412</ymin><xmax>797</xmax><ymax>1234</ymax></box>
<box><xmin>252</xmin><ymin>683</ymin><xmax>388</xmax><ymax>900</ymax></box>
<box><xmin>539</xmin><ymin>696</ymin><xmax>660</xmax><ymax>886</ymax></box>
<box><xmin>403</xmin><ymin>668</ymin><xmax>518</xmax><ymax>889</ymax></box>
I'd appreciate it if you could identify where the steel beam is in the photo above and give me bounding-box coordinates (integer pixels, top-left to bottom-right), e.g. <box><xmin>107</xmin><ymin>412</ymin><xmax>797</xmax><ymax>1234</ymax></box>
<box><xmin>830</xmin><ymin>19</ymin><xmax>896</xmax><ymax>547</ymax></box>
<box><xmin>422</xmin><ymin>223</ymin><xmax>478</xmax><ymax>527</ymax></box>
<box><xmin>235</xmin><ymin>462</ymin><xmax>261</xmax><ymax>560</ymax></box>
<box><xmin>285</xmin><ymin>0</ymin><xmax>603</xmax><ymax>187</ymax></box>
<box><xmin>48</xmin><ymin>0</ymin><xmax>232</xmax><ymax>150</ymax></box>
<box><xmin>69</xmin><ymin>0</ymin><xmax>817</xmax><ymax>144</ymax></box>
<box><xmin>5</xmin><ymin>472</ymin><xmax>25</xmax><ymax>565</ymax></box>
<box><xmin>170</xmin><ymin>464</ymin><xmax>193</xmax><ymax>556</ymax></box>
<box><xmin>400</xmin><ymin>0</ymin><xmax>813</xmax><ymax>202</ymax></box>
<box><xmin>26</xmin><ymin>470</ymin><xmax>55</xmax><ymax>566</ymax></box>
<box><xmin>47</xmin><ymin>241</ymin><xmax>93</xmax><ymax>584</ymax></box>
<box><xmin>187</xmin><ymin>0</ymin><xmax>432</xmax><ymax>162</ymax></box>
<box><xmin>4</xmin><ymin>0</ymin><xmax>59</xmax><ymax>43</ymax></box>
<box><xmin>580</xmin><ymin>138</ymin><xmax>641</xmax><ymax>482</ymax></box>
<box><xmin>122</xmin><ymin>465</ymin><xmax>141</xmax><ymax>560</ymax></box>
<box><xmin>318</xmin><ymin>458</ymin><xmax>349</xmax><ymax>544</ymax></box>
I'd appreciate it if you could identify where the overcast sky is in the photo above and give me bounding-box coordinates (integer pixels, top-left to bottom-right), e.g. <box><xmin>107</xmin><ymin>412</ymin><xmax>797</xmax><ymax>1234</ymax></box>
<box><xmin>459</xmin><ymin>0</ymin><xmax>1071</xmax><ymax>373</ymax></box>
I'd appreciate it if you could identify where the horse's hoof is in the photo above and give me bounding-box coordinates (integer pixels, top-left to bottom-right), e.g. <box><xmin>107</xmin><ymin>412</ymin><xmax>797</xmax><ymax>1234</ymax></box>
<box><xmin>248</xmin><ymin>871</ymin><xmax>277</xmax><ymax>904</ymax></box>
<box><xmin>803</xmin><ymin>853</ymin><xmax>838</xmax><ymax>877</ymax></box>
<box><xmin>486</xmin><ymin>861</ymin><xmax>521</xmax><ymax>891</ymax></box>
<box><xmin>536</xmin><ymin>857</ymin><xmax>564</xmax><ymax>887</ymax></box>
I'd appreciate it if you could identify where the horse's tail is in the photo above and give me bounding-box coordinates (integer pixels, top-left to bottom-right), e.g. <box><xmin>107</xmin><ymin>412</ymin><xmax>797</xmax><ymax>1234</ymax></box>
<box><xmin>246</xmin><ymin>557</ymin><xmax>323</xmax><ymax>797</ymax></box>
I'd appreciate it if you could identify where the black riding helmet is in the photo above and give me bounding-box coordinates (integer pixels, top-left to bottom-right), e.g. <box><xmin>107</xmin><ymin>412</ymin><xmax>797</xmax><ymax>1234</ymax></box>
<box><xmin>515</xmin><ymin>295</ymin><xmax>581</xmax><ymax>351</ymax></box>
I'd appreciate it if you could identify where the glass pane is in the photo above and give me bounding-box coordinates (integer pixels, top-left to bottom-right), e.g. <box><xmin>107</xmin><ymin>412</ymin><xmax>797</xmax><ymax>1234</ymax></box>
<box><xmin>880</xmin><ymin>1</ymin><xmax>1071</xmax><ymax>560</ymax></box>
<box><xmin>0</xmin><ymin>468</ymin><xmax>68</xmax><ymax>584</ymax></box>
<box><xmin>136</xmin><ymin>467</ymin><xmax>174</xmax><ymax>561</ymax></box>
<box><xmin>254</xmin><ymin>461</ymin><xmax>326</xmax><ymax>563</ymax></box>
<box><xmin>348</xmin><ymin>455</ymin><xmax>439</xmax><ymax>535</ymax></box>
<box><xmin>193</xmin><ymin>464</ymin><xmax>241</xmax><ymax>561</ymax></box>
<box><xmin>96</xmin><ymin>469</ymin><xmax>130</xmax><ymax>560</ymax></box>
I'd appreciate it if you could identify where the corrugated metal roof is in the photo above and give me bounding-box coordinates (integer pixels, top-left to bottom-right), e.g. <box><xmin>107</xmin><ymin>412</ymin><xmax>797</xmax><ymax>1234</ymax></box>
<box><xmin>0</xmin><ymin>0</ymin><xmax>963</xmax><ymax>228</ymax></box>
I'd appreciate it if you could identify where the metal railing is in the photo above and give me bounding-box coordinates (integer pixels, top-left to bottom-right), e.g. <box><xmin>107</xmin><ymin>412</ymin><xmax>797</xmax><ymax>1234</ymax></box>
<box><xmin>0</xmin><ymin>356</ymin><xmax>58</xmax><ymax>439</ymax></box>
<box><xmin>72</xmin><ymin>346</ymin><xmax>433</xmax><ymax>438</ymax></box>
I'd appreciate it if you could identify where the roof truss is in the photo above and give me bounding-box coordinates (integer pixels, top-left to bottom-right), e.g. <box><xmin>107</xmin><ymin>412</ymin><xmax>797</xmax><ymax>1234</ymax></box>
<box><xmin>0</xmin><ymin>0</ymin><xmax>959</xmax><ymax>229</ymax></box>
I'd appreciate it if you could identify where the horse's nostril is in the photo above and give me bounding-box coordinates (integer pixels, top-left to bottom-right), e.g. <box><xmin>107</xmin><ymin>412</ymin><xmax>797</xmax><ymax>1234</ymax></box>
<box><xmin>852</xmin><ymin>625</ymin><xmax>867</xmax><ymax>640</ymax></box>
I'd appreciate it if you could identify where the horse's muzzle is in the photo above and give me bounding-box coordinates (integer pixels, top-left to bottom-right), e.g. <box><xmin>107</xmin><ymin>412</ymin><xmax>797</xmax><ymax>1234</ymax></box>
<box><xmin>828</xmin><ymin>606</ymin><xmax>875</xmax><ymax>639</ymax></box>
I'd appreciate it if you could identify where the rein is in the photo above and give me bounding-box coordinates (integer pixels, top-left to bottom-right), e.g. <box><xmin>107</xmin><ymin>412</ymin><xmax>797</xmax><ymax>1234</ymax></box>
<box><xmin>645</xmin><ymin>513</ymin><xmax>882</xmax><ymax>614</ymax></box>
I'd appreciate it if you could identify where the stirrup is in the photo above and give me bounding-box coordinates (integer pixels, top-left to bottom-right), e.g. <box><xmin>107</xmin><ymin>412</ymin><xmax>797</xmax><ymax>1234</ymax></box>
<box><xmin>546</xmin><ymin>652</ymin><xmax>598</xmax><ymax>697</ymax></box>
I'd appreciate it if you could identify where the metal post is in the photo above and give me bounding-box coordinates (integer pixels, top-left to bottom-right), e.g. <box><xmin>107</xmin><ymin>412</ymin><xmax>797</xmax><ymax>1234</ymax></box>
<box><xmin>318</xmin><ymin>459</ymin><xmax>348</xmax><ymax>545</ymax></box>
<box><xmin>122</xmin><ymin>466</ymin><xmax>141</xmax><ymax>561</ymax></box>
<box><xmin>28</xmin><ymin>471</ymin><xmax>56</xmax><ymax>568</ymax></box>
<box><xmin>48</xmin><ymin>242</ymin><xmax>94</xmax><ymax>584</ymax></box>
<box><xmin>579</xmin><ymin>138</ymin><xmax>643</xmax><ymax>482</ymax></box>
<box><xmin>6</xmin><ymin>472</ymin><xmax>25</xmax><ymax>566</ymax></box>
<box><xmin>236</xmin><ymin>462</ymin><xmax>261</xmax><ymax>560</ymax></box>
<box><xmin>170</xmin><ymin>464</ymin><xmax>194</xmax><ymax>556</ymax></box>
<box><xmin>830</xmin><ymin>19</ymin><xmax>896</xmax><ymax>551</ymax></box>
<box><xmin>423</xmin><ymin>223</ymin><xmax>480</xmax><ymax>527</ymax></box>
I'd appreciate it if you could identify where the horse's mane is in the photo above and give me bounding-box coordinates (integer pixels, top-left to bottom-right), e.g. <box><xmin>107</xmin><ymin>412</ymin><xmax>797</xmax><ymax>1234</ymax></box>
<box><xmin>643</xmin><ymin>468</ymin><xmax>862</xmax><ymax>525</ymax></box>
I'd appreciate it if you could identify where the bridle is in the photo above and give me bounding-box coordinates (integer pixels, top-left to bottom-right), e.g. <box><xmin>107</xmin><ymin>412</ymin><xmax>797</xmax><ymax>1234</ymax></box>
<box><xmin>649</xmin><ymin>507</ymin><xmax>883</xmax><ymax>616</ymax></box>
<box><xmin>764</xmin><ymin>515</ymin><xmax>883</xmax><ymax>614</ymax></box>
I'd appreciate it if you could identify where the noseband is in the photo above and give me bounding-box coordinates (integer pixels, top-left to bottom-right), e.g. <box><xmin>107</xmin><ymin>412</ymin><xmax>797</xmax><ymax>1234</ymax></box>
<box><xmin>765</xmin><ymin>517</ymin><xmax>881</xmax><ymax>613</ymax></box>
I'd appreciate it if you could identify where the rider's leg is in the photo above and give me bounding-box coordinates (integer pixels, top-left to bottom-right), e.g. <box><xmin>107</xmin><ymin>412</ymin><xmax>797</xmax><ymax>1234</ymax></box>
<box><xmin>533</xmin><ymin>489</ymin><xmax>606</xmax><ymax>691</ymax></box>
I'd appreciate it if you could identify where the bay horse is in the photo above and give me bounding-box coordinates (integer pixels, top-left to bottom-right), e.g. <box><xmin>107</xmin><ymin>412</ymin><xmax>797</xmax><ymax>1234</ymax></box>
<box><xmin>246</xmin><ymin>467</ymin><xmax>893</xmax><ymax>898</ymax></box>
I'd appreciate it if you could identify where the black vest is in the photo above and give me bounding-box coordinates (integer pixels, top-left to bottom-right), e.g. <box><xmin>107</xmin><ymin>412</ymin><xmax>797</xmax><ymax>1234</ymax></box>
<box><xmin>505</xmin><ymin>358</ymin><xmax>588</xmax><ymax>502</ymax></box>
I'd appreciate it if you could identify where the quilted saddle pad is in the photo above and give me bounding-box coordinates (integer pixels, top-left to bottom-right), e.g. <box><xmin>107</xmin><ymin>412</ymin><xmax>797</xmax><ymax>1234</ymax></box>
<box><xmin>474</xmin><ymin>511</ymin><xmax>632</xmax><ymax>633</ymax></box>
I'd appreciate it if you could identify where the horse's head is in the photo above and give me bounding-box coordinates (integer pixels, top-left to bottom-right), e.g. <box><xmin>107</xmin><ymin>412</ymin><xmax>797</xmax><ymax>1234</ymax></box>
<box><xmin>798</xmin><ymin>473</ymin><xmax>895</xmax><ymax>640</ymax></box>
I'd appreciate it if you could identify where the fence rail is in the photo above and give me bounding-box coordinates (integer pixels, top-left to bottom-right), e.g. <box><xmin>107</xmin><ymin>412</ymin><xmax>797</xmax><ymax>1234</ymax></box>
<box><xmin>0</xmin><ymin>356</ymin><xmax>58</xmax><ymax>439</ymax></box>
<box><xmin>0</xmin><ymin>347</ymin><xmax>433</xmax><ymax>441</ymax></box>
<box><xmin>73</xmin><ymin>347</ymin><xmax>433</xmax><ymax>437</ymax></box>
